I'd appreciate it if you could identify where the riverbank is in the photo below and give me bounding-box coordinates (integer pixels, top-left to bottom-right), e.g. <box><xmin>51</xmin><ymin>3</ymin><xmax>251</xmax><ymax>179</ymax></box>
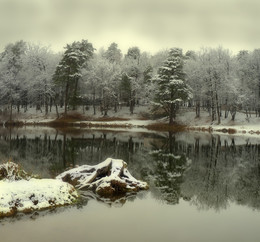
<box><xmin>176</xmin><ymin>109</ymin><xmax>260</xmax><ymax>136</ymax></box>
<box><xmin>1</xmin><ymin>106</ymin><xmax>260</xmax><ymax>136</ymax></box>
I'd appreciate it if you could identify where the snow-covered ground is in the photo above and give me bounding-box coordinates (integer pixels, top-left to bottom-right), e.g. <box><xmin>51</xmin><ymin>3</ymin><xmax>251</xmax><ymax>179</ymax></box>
<box><xmin>177</xmin><ymin>109</ymin><xmax>260</xmax><ymax>136</ymax></box>
<box><xmin>0</xmin><ymin>105</ymin><xmax>157</xmax><ymax>129</ymax></box>
<box><xmin>0</xmin><ymin>179</ymin><xmax>78</xmax><ymax>217</ymax></box>
<box><xmin>77</xmin><ymin>119</ymin><xmax>153</xmax><ymax>126</ymax></box>
<box><xmin>1</xmin><ymin>105</ymin><xmax>150</xmax><ymax>122</ymax></box>
<box><xmin>0</xmin><ymin>162</ymin><xmax>78</xmax><ymax>217</ymax></box>
<box><xmin>2</xmin><ymin>105</ymin><xmax>260</xmax><ymax>136</ymax></box>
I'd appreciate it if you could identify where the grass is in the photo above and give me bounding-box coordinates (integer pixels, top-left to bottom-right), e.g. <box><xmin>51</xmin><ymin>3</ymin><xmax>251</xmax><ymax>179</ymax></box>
<box><xmin>94</xmin><ymin>116</ymin><xmax>130</xmax><ymax>122</ymax></box>
<box><xmin>48</xmin><ymin>112</ymin><xmax>89</xmax><ymax>127</ymax></box>
<box><xmin>48</xmin><ymin>112</ymin><xmax>131</xmax><ymax>127</ymax></box>
<box><xmin>146</xmin><ymin>122</ymin><xmax>187</xmax><ymax>132</ymax></box>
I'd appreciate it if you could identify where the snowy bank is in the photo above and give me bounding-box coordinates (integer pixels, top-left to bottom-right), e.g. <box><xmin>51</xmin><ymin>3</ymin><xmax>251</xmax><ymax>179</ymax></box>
<box><xmin>57</xmin><ymin>158</ymin><xmax>149</xmax><ymax>197</ymax></box>
<box><xmin>177</xmin><ymin>109</ymin><xmax>260</xmax><ymax>136</ymax></box>
<box><xmin>0</xmin><ymin>179</ymin><xmax>78</xmax><ymax>217</ymax></box>
<box><xmin>0</xmin><ymin>162</ymin><xmax>78</xmax><ymax>217</ymax></box>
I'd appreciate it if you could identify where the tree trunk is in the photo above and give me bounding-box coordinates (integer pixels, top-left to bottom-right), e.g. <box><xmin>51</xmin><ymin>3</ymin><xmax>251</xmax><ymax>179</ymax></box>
<box><xmin>93</xmin><ymin>90</ymin><xmax>96</xmax><ymax>115</ymax></box>
<box><xmin>195</xmin><ymin>100</ymin><xmax>200</xmax><ymax>118</ymax></box>
<box><xmin>169</xmin><ymin>103</ymin><xmax>174</xmax><ymax>125</ymax></box>
<box><xmin>55</xmin><ymin>104</ymin><xmax>59</xmax><ymax>118</ymax></box>
<box><xmin>72</xmin><ymin>79</ymin><xmax>79</xmax><ymax>110</ymax></box>
<box><xmin>104</xmin><ymin>106</ymin><xmax>108</xmax><ymax>116</ymax></box>
<box><xmin>45</xmin><ymin>98</ymin><xmax>48</xmax><ymax>116</ymax></box>
<box><xmin>231</xmin><ymin>106</ymin><xmax>236</xmax><ymax>121</ymax></box>
<box><xmin>57</xmin><ymin>158</ymin><xmax>148</xmax><ymax>195</ymax></box>
<box><xmin>130</xmin><ymin>101</ymin><xmax>134</xmax><ymax>114</ymax></box>
<box><xmin>82</xmin><ymin>104</ymin><xmax>85</xmax><ymax>114</ymax></box>
<box><xmin>49</xmin><ymin>97</ymin><xmax>52</xmax><ymax>112</ymax></box>
<box><xmin>64</xmin><ymin>82</ymin><xmax>69</xmax><ymax>116</ymax></box>
<box><xmin>45</xmin><ymin>82</ymin><xmax>48</xmax><ymax>115</ymax></box>
<box><xmin>17</xmin><ymin>103</ymin><xmax>20</xmax><ymax>113</ymax></box>
<box><xmin>215</xmin><ymin>92</ymin><xmax>221</xmax><ymax>124</ymax></box>
<box><xmin>9</xmin><ymin>101</ymin><xmax>13</xmax><ymax>122</ymax></box>
<box><xmin>231</xmin><ymin>112</ymin><xmax>236</xmax><ymax>121</ymax></box>
<box><xmin>211</xmin><ymin>91</ymin><xmax>215</xmax><ymax>122</ymax></box>
<box><xmin>114</xmin><ymin>98</ymin><xmax>118</xmax><ymax>113</ymax></box>
<box><xmin>129</xmin><ymin>90</ymin><xmax>135</xmax><ymax>114</ymax></box>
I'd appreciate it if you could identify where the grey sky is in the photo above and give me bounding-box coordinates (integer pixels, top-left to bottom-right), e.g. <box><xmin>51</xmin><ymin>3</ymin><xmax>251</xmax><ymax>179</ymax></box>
<box><xmin>0</xmin><ymin>0</ymin><xmax>260</xmax><ymax>54</ymax></box>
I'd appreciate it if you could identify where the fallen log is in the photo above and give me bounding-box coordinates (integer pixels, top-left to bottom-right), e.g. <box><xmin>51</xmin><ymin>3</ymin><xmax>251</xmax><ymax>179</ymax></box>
<box><xmin>56</xmin><ymin>158</ymin><xmax>149</xmax><ymax>197</ymax></box>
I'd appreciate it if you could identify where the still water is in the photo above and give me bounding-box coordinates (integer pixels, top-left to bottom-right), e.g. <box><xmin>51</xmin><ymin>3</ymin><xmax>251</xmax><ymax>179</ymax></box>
<box><xmin>1</xmin><ymin>127</ymin><xmax>260</xmax><ymax>242</ymax></box>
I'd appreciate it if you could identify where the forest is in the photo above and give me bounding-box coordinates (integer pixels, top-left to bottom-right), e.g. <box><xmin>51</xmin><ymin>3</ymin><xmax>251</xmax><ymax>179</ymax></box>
<box><xmin>0</xmin><ymin>39</ymin><xmax>260</xmax><ymax>124</ymax></box>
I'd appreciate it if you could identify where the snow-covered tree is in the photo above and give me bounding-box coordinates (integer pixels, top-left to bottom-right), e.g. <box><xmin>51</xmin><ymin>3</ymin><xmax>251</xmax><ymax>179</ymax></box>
<box><xmin>53</xmin><ymin>40</ymin><xmax>94</xmax><ymax>115</ymax></box>
<box><xmin>184</xmin><ymin>52</ymin><xmax>204</xmax><ymax>117</ymax></box>
<box><xmin>104</xmin><ymin>42</ymin><xmax>122</xmax><ymax>64</ymax></box>
<box><xmin>200</xmin><ymin>47</ymin><xmax>237</xmax><ymax>123</ymax></box>
<box><xmin>22</xmin><ymin>44</ymin><xmax>59</xmax><ymax>114</ymax></box>
<box><xmin>249</xmin><ymin>49</ymin><xmax>260</xmax><ymax>116</ymax></box>
<box><xmin>122</xmin><ymin>48</ymin><xmax>153</xmax><ymax>114</ymax></box>
<box><xmin>0</xmin><ymin>40</ymin><xmax>27</xmax><ymax>121</ymax></box>
<box><xmin>121</xmin><ymin>60</ymin><xmax>141</xmax><ymax>114</ymax></box>
<box><xmin>82</xmin><ymin>52</ymin><xmax>122</xmax><ymax>116</ymax></box>
<box><xmin>126</xmin><ymin>47</ymin><xmax>140</xmax><ymax>63</ymax></box>
<box><xmin>153</xmin><ymin>48</ymin><xmax>192</xmax><ymax>124</ymax></box>
<box><xmin>185</xmin><ymin>47</ymin><xmax>238</xmax><ymax>123</ymax></box>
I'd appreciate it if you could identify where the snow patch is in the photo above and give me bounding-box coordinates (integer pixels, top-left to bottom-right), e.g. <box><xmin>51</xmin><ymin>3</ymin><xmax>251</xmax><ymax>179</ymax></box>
<box><xmin>0</xmin><ymin>179</ymin><xmax>78</xmax><ymax>217</ymax></box>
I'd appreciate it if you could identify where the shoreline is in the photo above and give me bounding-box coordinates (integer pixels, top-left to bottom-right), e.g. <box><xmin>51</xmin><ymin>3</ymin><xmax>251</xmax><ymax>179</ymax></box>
<box><xmin>1</xmin><ymin>118</ymin><xmax>260</xmax><ymax>137</ymax></box>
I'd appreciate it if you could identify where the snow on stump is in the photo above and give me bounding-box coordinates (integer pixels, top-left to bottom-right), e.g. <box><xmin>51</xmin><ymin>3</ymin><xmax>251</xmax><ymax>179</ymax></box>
<box><xmin>56</xmin><ymin>158</ymin><xmax>149</xmax><ymax>197</ymax></box>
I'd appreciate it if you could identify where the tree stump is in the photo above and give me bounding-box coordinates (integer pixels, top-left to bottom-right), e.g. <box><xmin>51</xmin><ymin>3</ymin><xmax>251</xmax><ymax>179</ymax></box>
<box><xmin>56</xmin><ymin>158</ymin><xmax>149</xmax><ymax>197</ymax></box>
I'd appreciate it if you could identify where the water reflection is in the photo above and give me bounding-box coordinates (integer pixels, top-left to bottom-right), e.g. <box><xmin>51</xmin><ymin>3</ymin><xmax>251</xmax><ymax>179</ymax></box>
<box><xmin>1</xmin><ymin>127</ymin><xmax>260</xmax><ymax>213</ymax></box>
<box><xmin>148</xmin><ymin>131</ymin><xmax>189</xmax><ymax>204</ymax></box>
<box><xmin>180</xmin><ymin>134</ymin><xmax>260</xmax><ymax>211</ymax></box>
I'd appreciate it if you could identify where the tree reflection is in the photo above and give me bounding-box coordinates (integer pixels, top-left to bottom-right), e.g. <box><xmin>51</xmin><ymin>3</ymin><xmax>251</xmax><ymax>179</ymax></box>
<box><xmin>181</xmin><ymin>136</ymin><xmax>231</xmax><ymax>211</ymax></box>
<box><xmin>181</xmin><ymin>136</ymin><xmax>260</xmax><ymax>211</ymax></box>
<box><xmin>148</xmin><ymin>131</ymin><xmax>189</xmax><ymax>204</ymax></box>
<box><xmin>1</xmin><ymin>128</ymin><xmax>260</xmax><ymax>212</ymax></box>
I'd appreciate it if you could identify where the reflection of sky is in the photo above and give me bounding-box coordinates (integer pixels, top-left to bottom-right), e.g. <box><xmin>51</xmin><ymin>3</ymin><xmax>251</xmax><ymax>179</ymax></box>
<box><xmin>0</xmin><ymin>0</ymin><xmax>260</xmax><ymax>54</ymax></box>
<box><xmin>1</xmin><ymin>193</ymin><xmax>260</xmax><ymax>242</ymax></box>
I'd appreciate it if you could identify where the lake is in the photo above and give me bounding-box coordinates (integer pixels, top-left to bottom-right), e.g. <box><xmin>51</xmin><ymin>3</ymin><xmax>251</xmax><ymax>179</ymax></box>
<box><xmin>1</xmin><ymin>127</ymin><xmax>260</xmax><ymax>242</ymax></box>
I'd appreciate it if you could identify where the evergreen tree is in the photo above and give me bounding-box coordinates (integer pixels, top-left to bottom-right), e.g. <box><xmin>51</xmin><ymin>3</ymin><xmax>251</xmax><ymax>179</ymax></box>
<box><xmin>154</xmin><ymin>48</ymin><xmax>192</xmax><ymax>124</ymax></box>
<box><xmin>53</xmin><ymin>40</ymin><xmax>94</xmax><ymax>115</ymax></box>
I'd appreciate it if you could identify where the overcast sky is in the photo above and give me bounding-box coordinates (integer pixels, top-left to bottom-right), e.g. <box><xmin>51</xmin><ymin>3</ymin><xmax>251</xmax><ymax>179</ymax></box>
<box><xmin>0</xmin><ymin>0</ymin><xmax>260</xmax><ymax>54</ymax></box>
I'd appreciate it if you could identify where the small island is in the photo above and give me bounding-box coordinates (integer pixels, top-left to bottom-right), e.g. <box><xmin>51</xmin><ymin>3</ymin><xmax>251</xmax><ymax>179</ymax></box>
<box><xmin>0</xmin><ymin>159</ymin><xmax>148</xmax><ymax>218</ymax></box>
